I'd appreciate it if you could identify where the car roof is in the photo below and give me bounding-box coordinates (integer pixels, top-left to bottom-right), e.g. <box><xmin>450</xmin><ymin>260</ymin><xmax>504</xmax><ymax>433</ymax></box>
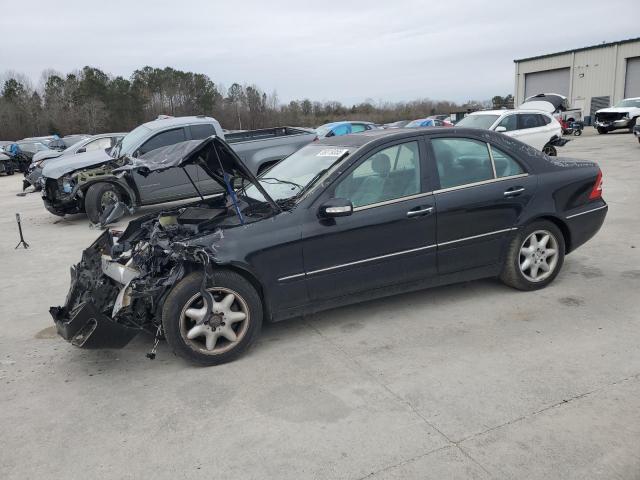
<box><xmin>142</xmin><ymin>115</ymin><xmax>216</xmax><ymax>131</ymax></box>
<box><xmin>470</xmin><ymin>109</ymin><xmax>551</xmax><ymax>116</ymax></box>
<box><xmin>316</xmin><ymin>127</ymin><xmax>501</xmax><ymax>149</ymax></box>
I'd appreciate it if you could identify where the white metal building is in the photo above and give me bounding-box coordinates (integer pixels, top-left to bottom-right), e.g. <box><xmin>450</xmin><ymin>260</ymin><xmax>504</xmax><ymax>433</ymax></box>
<box><xmin>514</xmin><ymin>37</ymin><xmax>640</xmax><ymax>120</ymax></box>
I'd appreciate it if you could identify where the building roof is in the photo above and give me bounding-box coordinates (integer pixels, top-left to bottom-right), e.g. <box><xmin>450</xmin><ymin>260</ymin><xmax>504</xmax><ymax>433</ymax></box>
<box><xmin>514</xmin><ymin>36</ymin><xmax>640</xmax><ymax>63</ymax></box>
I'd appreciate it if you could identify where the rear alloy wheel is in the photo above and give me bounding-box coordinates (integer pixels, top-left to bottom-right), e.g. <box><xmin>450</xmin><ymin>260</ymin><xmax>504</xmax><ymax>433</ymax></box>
<box><xmin>163</xmin><ymin>270</ymin><xmax>263</xmax><ymax>365</ymax></box>
<box><xmin>542</xmin><ymin>144</ymin><xmax>557</xmax><ymax>156</ymax></box>
<box><xmin>500</xmin><ymin>221</ymin><xmax>565</xmax><ymax>291</ymax></box>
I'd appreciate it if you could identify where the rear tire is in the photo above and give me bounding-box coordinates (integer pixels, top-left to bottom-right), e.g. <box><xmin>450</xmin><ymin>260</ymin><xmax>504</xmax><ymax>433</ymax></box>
<box><xmin>597</xmin><ymin>127</ymin><xmax>608</xmax><ymax>134</ymax></box>
<box><xmin>163</xmin><ymin>270</ymin><xmax>263</xmax><ymax>366</ymax></box>
<box><xmin>500</xmin><ymin>220</ymin><xmax>565</xmax><ymax>291</ymax></box>
<box><xmin>542</xmin><ymin>144</ymin><xmax>557</xmax><ymax>156</ymax></box>
<box><xmin>84</xmin><ymin>182</ymin><xmax>122</xmax><ymax>223</ymax></box>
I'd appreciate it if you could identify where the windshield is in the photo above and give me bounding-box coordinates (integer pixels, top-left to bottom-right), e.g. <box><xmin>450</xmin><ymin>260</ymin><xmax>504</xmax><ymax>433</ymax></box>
<box><xmin>242</xmin><ymin>144</ymin><xmax>350</xmax><ymax>204</ymax></box>
<box><xmin>456</xmin><ymin>114</ymin><xmax>500</xmax><ymax>129</ymax></box>
<box><xmin>111</xmin><ymin>125</ymin><xmax>151</xmax><ymax>158</ymax></box>
<box><xmin>614</xmin><ymin>99</ymin><xmax>640</xmax><ymax>108</ymax></box>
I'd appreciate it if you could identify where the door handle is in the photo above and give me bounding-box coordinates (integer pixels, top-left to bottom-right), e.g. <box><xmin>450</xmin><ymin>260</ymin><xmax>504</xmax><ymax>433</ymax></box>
<box><xmin>504</xmin><ymin>187</ymin><xmax>525</xmax><ymax>197</ymax></box>
<box><xmin>407</xmin><ymin>206</ymin><xmax>434</xmax><ymax>218</ymax></box>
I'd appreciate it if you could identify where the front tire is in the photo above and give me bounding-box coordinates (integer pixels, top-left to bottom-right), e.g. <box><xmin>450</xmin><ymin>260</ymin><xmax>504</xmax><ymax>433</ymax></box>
<box><xmin>500</xmin><ymin>221</ymin><xmax>565</xmax><ymax>291</ymax></box>
<box><xmin>84</xmin><ymin>182</ymin><xmax>122</xmax><ymax>223</ymax></box>
<box><xmin>163</xmin><ymin>270</ymin><xmax>263</xmax><ymax>366</ymax></box>
<box><xmin>597</xmin><ymin>127</ymin><xmax>608</xmax><ymax>134</ymax></box>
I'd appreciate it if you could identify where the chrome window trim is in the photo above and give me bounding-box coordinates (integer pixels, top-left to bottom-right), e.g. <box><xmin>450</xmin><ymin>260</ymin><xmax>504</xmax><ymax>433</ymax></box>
<box><xmin>565</xmin><ymin>204</ymin><xmax>608</xmax><ymax>219</ymax></box>
<box><xmin>433</xmin><ymin>173</ymin><xmax>529</xmax><ymax>194</ymax></box>
<box><xmin>487</xmin><ymin>143</ymin><xmax>497</xmax><ymax>178</ymax></box>
<box><xmin>353</xmin><ymin>191</ymin><xmax>434</xmax><ymax>212</ymax></box>
<box><xmin>438</xmin><ymin>227</ymin><xmax>518</xmax><ymax>247</ymax></box>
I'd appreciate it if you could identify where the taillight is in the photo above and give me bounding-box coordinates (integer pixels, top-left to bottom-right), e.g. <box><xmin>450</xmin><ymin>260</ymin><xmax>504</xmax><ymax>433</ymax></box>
<box><xmin>589</xmin><ymin>170</ymin><xmax>603</xmax><ymax>200</ymax></box>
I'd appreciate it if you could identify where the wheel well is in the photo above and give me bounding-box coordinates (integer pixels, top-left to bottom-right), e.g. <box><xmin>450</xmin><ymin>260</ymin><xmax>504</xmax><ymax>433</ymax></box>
<box><xmin>535</xmin><ymin>215</ymin><xmax>572</xmax><ymax>253</ymax></box>
<box><xmin>82</xmin><ymin>180</ymin><xmax>133</xmax><ymax>207</ymax></box>
<box><xmin>220</xmin><ymin>264</ymin><xmax>271</xmax><ymax>320</ymax></box>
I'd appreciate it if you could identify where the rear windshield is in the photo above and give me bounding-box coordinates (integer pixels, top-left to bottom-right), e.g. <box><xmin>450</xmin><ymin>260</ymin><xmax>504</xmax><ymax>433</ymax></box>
<box><xmin>456</xmin><ymin>114</ymin><xmax>500</xmax><ymax>130</ymax></box>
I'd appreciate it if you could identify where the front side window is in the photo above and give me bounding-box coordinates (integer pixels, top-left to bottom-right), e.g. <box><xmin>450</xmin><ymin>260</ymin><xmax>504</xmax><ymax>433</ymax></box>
<box><xmin>496</xmin><ymin>115</ymin><xmax>517</xmax><ymax>132</ymax></box>
<box><xmin>331</xmin><ymin>124</ymin><xmax>351</xmax><ymax>137</ymax></box>
<box><xmin>334</xmin><ymin>141</ymin><xmax>421</xmax><ymax>208</ymax></box>
<box><xmin>138</xmin><ymin>128</ymin><xmax>186</xmax><ymax>156</ymax></box>
<box><xmin>432</xmin><ymin>138</ymin><xmax>493</xmax><ymax>189</ymax></box>
<box><xmin>84</xmin><ymin>138</ymin><xmax>112</xmax><ymax>152</ymax></box>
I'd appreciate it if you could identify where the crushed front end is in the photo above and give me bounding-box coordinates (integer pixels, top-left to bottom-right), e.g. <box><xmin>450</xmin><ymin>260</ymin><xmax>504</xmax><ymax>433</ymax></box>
<box><xmin>50</xmin><ymin>207</ymin><xmax>226</xmax><ymax>349</ymax></box>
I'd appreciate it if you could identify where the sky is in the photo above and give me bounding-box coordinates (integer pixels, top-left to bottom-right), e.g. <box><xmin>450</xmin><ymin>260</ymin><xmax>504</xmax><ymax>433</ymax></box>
<box><xmin>1</xmin><ymin>0</ymin><xmax>639</xmax><ymax>105</ymax></box>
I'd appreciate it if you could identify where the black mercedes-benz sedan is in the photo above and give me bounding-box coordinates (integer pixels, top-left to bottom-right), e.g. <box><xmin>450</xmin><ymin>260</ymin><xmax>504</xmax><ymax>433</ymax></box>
<box><xmin>51</xmin><ymin>128</ymin><xmax>607</xmax><ymax>365</ymax></box>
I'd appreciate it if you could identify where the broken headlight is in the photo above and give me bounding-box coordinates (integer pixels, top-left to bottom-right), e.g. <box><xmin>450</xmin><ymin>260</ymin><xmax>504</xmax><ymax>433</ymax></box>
<box><xmin>59</xmin><ymin>174</ymin><xmax>76</xmax><ymax>194</ymax></box>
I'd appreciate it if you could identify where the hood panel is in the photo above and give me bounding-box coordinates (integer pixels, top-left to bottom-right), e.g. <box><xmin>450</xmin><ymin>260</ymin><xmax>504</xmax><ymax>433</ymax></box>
<box><xmin>32</xmin><ymin>150</ymin><xmax>63</xmax><ymax>163</ymax></box>
<box><xmin>596</xmin><ymin>107</ymin><xmax>634</xmax><ymax>113</ymax></box>
<box><xmin>42</xmin><ymin>148</ymin><xmax>111</xmax><ymax>179</ymax></box>
<box><xmin>115</xmin><ymin>137</ymin><xmax>279</xmax><ymax>209</ymax></box>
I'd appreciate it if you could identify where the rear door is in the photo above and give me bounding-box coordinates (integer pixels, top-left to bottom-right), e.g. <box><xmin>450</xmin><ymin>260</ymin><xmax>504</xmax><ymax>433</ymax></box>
<box><xmin>428</xmin><ymin>135</ymin><xmax>536</xmax><ymax>274</ymax></box>
<box><xmin>132</xmin><ymin>127</ymin><xmax>201</xmax><ymax>203</ymax></box>
<box><xmin>302</xmin><ymin>138</ymin><xmax>438</xmax><ymax>301</ymax></box>
<box><xmin>514</xmin><ymin>113</ymin><xmax>547</xmax><ymax>150</ymax></box>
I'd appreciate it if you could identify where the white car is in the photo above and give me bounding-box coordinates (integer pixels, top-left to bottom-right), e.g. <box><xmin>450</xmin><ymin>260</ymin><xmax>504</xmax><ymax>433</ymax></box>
<box><xmin>594</xmin><ymin>97</ymin><xmax>640</xmax><ymax>134</ymax></box>
<box><xmin>455</xmin><ymin>109</ymin><xmax>563</xmax><ymax>155</ymax></box>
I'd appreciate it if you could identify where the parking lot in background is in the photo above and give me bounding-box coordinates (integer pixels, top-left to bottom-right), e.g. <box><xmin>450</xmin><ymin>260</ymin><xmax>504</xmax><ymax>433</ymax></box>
<box><xmin>1</xmin><ymin>129</ymin><xmax>639</xmax><ymax>479</ymax></box>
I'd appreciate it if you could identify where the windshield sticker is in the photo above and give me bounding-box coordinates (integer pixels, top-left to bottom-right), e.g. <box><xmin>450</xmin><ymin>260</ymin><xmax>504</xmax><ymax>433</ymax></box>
<box><xmin>317</xmin><ymin>148</ymin><xmax>348</xmax><ymax>157</ymax></box>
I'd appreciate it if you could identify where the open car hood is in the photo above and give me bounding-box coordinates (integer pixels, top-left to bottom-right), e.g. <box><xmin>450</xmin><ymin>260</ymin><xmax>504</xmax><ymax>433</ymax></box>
<box><xmin>115</xmin><ymin>136</ymin><xmax>279</xmax><ymax>210</ymax></box>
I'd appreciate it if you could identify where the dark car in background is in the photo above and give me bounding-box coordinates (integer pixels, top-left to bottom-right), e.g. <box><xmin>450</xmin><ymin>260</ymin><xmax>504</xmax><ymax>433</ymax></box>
<box><xmin>51</xmin><ymin>127</ymin><xmax>606</xmax><ymax>366</ymax></box>
<box><xmin>41</xmin><ymin>116</ymin><xmax>316</xmax><ymax>223</ymax></box>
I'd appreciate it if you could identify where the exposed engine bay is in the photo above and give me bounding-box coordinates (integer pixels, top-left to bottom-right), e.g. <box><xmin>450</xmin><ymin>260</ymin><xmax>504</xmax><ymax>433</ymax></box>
<box><xmin>50</xmin><ymin>193</ymin><xmax>273</xmax><ymax>349</ymax></box>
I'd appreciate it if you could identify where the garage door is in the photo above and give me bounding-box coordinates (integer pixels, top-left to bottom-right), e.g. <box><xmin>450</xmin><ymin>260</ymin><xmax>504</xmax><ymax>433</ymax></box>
<box><xmin>524</xmin><ymin>68</ymin><xmax>570</xmax><ymax>98</ymax></box>
<box><xmin>624</xmin><ymin>57</ymin><xmax>640</xmax><ymax>98</ymax></box>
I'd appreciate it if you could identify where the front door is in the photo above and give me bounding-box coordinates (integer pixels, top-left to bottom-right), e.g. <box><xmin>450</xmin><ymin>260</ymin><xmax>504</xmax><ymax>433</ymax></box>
<box><xmin>428</xmin><ymin>136</ymin><xmax>536</xmax><ymax>274</ymax></box>
<box><xmin>302</xmin><ymin>139</ymin><xmax>438</xmax><ymax>301</ymax></box>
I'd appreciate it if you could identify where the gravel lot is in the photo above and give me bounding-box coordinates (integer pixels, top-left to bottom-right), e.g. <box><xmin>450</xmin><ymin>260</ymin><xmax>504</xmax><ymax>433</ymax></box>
<box><xmin>1</xmin><ymin>129</ymin><xmax>639</xmax><ymax>479</ymax></box>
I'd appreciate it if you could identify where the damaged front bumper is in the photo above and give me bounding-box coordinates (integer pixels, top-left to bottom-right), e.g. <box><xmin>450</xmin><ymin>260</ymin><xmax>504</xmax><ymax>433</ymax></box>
<box><xmin>50</xmin><ymin>302</ymin><xmax>139</xmax><ymax>349</ymax></box>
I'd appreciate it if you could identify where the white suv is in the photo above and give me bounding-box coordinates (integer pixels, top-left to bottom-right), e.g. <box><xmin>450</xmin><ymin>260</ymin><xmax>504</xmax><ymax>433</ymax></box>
<box><xmin>456</xmin><ymin>110</ymin><xmax>563</xmax><ymax>155</ymax></box>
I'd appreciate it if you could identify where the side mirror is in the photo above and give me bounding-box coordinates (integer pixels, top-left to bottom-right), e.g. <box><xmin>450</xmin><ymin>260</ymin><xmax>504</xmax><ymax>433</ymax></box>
<box><xmin>77</xmin><ymin>147</ymin><xmax>86</xmax><ymax>153</ymax></box>
<box><xmin>318</xmin><ymin>198</ymin><xmax>353</xmax><ymax>218</ymax></box>
<box><xmin>495</xmin><ymin>126</ymin><xmax>507</xmax><ymax>133</ymax></box>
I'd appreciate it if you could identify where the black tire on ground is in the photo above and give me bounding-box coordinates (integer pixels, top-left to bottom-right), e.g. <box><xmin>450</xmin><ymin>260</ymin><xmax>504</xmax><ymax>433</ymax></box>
<box><xmin>84</xmin><ymin>182</ymin><xmax>123</xmax><ymax>223</ymax></box>
<box><xmin>629</xmin><ymin>119</ymin><xmax>637</xmax><ymax>134</ymax></box>
<box><xmin>597</xmin><ymin>127</ymin><xmax>608</xmax><ymax>134</ymax></box>
<box><xmin>573</xmin><ymin>129</ymin><xmax>582</xmax><ymax>136</ymax></box>
<box><xmin>162</xmin><ymin>270</ymin><xmax>263</xmax><ymax>366</ymax></box>
<box><xmin>542</xmin><ymin>144</ymin><xmax>557</xmax><ymax>156</ymax></box>
<box><xmin>500</xmin><ymin>220</ymin><xmax>566</xmax><ymax>291</ymax></box>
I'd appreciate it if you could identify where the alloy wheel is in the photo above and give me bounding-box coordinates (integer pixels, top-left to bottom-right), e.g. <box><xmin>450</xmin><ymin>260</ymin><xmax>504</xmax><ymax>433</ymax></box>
<box><xmin>179</xmin><ymin>287</ymin><xmax>250</xmax><ymax>355</ymax></box>
<box><xmin>519</xmin><ymin>230</ymin><xmax>559</xmax><ymax>282</ymax></box>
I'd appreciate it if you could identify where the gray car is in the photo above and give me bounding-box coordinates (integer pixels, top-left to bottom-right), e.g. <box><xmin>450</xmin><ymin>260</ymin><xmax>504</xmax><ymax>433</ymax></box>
<box><xmin>41</xmin><ymin>116</ymin><xmax>316</xmax><ymax>223</ymax></box>
<box><xmin>25</xmin><ymin>133</ymin><xmax>126</xmax><ymax>190</ymax></box>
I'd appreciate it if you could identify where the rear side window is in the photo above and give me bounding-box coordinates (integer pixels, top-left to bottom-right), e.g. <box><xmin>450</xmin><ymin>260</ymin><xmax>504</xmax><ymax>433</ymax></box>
<box><xmin>490</xmin><ymin>146</ymin><xmax>524</xmax><ymax>178</ymax></box>
<box><xmin>190</xmin><ymin>123</ymin><xmax>216</xmax><ymax>140</ymax></box>
<box><xmin>496</xmin><ymin>115</ymin><xmax>517</xmax><ymax>132</ymax></box>
<box><xmin>432</xmin><ymin>138</ymin><xmax>494</xmax><ymax>189</ymax></box>
<box><xmin>518</xmin><ymin>114</ymin><xmax>543</xmax><ymax>130</ymax></box>
<box><xmin>540</xmin><ymin>114</ymin><xmax>552</xmax><ymax>125</ymax></box>
<box><xmin>138</xmin><ymin>128</ymin><xmax>186</xmax><ymax>155</ymax></box>
<box><xmin>351</xmin><ymin>124</ymin><xmax>367</xmax><ymax>133</ymax></box>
